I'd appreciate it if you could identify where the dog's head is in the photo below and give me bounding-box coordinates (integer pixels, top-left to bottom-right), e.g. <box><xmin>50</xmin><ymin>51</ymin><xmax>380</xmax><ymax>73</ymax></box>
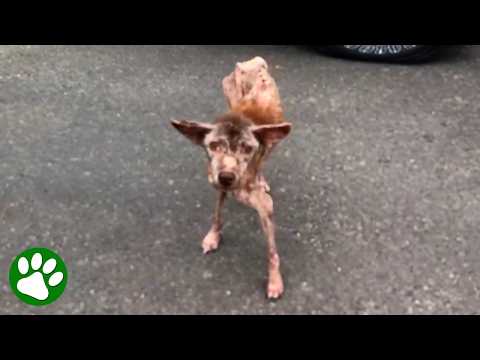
<box><xmin>172</xmin><ymin>113</ymin><xmax>291</xmax><ymax>191</ymax></box>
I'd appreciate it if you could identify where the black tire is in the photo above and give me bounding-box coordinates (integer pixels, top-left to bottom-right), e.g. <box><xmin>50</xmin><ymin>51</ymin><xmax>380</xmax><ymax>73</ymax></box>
<box><xmin>324</xmin><ymin>45</ymin><xmax>437</xmax><ymax>63</ymax></box>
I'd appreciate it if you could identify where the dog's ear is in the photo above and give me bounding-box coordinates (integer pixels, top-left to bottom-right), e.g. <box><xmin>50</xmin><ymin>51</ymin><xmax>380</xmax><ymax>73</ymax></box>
<box><xmin>171</xmin><ymin>120</ymin><xmax>215</xmax><ymax>146</ymax></box>
<box><xmin>252</xmin><ymin>123</ymin><xmax>292</xmax><ymax>147</ymax></box>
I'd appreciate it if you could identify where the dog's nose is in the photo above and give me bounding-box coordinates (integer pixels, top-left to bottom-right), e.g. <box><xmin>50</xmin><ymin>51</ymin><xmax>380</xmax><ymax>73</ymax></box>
<box><xmin>218</xmin><ymin>172</ymin><xmax>236</xmax><ymax>187</ymax></box>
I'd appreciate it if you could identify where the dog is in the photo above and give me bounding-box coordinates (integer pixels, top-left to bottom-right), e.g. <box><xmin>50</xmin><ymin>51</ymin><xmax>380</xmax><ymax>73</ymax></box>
<box><xmin>171</xmin><ymin>57</ymin><xmax>292</xmax><ymax>299</ymax></box>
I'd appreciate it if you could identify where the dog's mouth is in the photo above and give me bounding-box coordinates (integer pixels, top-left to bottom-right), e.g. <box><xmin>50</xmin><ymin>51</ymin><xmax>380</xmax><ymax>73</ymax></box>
<box><xmin>212</xmin><ymin>182</ymin><xmax>239</xmax><ymax>192</ymax></box>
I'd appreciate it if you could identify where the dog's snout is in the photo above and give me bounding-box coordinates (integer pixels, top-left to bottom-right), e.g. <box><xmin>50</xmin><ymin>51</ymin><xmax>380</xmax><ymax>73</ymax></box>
<box><xmin>218</xmin><ymin>172</ymin><xmax>236</xmax><ymax>187</ymax></box>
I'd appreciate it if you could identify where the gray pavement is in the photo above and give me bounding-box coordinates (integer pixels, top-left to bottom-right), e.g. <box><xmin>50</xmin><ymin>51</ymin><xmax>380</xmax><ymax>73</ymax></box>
<box><xmin>1</xmin><ymin>45</ymin><xmax>479</xmax><ymax>314</ymax></box>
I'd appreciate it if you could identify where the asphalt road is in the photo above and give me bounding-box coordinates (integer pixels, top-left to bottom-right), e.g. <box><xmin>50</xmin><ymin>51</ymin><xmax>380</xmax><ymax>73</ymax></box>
<box><xmin>1</xmin><ymin>45</ymin><xmax>479</xmax><ymax>314</ymax></box>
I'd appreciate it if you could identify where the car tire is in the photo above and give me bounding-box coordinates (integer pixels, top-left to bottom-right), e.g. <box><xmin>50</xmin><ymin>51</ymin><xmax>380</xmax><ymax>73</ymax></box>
<box><xmin>324</xmin><ymin>45</ymin><xmax>437</xmax><ymax>63</ymax></box>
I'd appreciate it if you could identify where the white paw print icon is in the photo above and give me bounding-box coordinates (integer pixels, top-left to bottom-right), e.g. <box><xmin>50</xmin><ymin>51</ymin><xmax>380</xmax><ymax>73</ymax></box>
<box><xmin>16</xmin><ymin>252</ymin><xmax>64</xmax><ymax>301</ymax></box>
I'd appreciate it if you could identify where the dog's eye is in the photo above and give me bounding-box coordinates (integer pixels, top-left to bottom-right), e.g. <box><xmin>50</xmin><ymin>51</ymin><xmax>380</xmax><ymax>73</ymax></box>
<box><xmin>241</xmin><ymin>144</ymin><xmax>253</xmax><ymax>155</ymax></box>
<box><xmin>209</xmin><ymin>141</ymin><xmax>225</xmax><ymax>152</ymax></box>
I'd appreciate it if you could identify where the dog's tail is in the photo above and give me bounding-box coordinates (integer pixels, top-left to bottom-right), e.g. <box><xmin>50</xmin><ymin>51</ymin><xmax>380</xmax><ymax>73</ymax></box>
<box><xmin>223</xmin><ymin>57</ymin><xmax>286</xmax><ymax>126</ymax></box>
<box><xmin>231</xmin><ymin>99</ymin><xmax>284</xmax><ymax>126</ymax></box>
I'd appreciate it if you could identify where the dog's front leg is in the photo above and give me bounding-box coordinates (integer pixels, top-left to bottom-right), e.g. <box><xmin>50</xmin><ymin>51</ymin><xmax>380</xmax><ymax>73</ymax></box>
<box><xmin>255</xmin><ymin>191</ymin><xmax>284</xmax><ymax>299</ymax></box>
<box><xmin>237</xmin><ymin>187</ymin><xmax>284</xmax><ymax>299</ymax></box>
<box><xmin>202</xmin><ymin>191</ymin><xmax>227</xmax><ymax>254</ymax></box>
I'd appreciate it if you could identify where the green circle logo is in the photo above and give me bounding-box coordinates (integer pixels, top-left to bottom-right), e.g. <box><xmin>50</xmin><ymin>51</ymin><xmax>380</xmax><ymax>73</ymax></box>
<box><xmin>9</xmin><ymin>248</ymin><xmax>68</xmax><ymax>306</ymax></box>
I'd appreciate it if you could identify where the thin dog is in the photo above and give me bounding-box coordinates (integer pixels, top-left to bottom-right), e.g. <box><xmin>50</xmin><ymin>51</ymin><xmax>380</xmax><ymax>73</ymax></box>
<box><xmin>171</xmin><ymin>57</ymin><xmax>292</xmax><ymax>299</ymax></box>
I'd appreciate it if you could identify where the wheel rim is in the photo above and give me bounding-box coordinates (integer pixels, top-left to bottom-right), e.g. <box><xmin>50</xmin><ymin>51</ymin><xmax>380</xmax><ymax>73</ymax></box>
<box><xmin>342</xmin><ymin>45</ymin><xmax>420</xmax><ymax>56</ymax></box>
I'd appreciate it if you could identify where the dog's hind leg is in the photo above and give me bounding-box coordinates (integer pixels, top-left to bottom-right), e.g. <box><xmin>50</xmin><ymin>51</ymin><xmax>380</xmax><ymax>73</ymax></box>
<box><xmin>202</xmin><ymin>191</ymin><xmax>227</xmax><ymax>254</ymax></box>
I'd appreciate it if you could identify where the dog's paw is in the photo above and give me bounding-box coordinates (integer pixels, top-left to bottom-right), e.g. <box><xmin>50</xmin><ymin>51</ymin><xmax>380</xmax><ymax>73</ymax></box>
<box><xmin>267</xmin><ymin>274</ymin><xmax>284</xmax><ymax>300</ymax></box>
<box><xmin>202</xmin><ymin>230</ymin><xmax>222</xmax><ymax>255</ymax></box>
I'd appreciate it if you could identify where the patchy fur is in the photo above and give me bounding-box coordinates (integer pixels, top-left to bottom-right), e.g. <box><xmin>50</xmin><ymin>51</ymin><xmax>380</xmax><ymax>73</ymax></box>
<box><xmin>171</xmin><ymin>57</ymin><xmax>292</xmax><ymax>299</ymax></box>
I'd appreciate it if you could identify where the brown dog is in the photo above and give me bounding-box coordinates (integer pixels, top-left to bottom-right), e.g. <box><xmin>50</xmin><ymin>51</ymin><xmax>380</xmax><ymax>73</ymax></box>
<box><xmin>171</xmin><ymin>57</ymin><xmax>292</xmax><ymax>299</ymax></box>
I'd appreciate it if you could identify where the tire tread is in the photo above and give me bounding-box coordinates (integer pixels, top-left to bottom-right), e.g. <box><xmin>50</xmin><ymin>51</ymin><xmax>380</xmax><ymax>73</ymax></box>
<box><xmin>323</xmin><ymin>46</ymin><xmax>437</xmax><ymax>63</ymax></box>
